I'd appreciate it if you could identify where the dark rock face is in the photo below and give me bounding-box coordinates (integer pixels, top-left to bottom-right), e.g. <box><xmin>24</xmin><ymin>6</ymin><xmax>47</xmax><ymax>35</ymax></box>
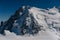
<box><xmin>0</xmin><ymin>6</ymin><xmax>41</xmax><ymax>35</ymax></box>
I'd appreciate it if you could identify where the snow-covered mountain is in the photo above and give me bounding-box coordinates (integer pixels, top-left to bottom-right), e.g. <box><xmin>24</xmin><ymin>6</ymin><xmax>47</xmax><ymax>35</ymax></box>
<box><xmin>0</xmin><ymin>6</ymin><xmax>41</xmax><ymax>35</ymax></box>
<box><xmin>0</xmin><ymin>6</ymin><xmax>60</xmax><ymax>40</ymax></box>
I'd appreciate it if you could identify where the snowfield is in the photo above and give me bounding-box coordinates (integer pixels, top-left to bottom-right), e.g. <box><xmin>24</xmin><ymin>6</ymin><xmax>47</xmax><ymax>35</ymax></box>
<box><xmin>0</xmin><ymin>6</ymin><xmax>60</xmax><ymax>40</ymax></box>
<box><xmin>0</xmin><ymin>30</ymin><xmax>59</xmax><ymax>40</ymax></box>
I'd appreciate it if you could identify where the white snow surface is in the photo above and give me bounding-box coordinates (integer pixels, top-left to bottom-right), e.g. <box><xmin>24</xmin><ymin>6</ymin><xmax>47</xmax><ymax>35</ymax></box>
<box><xmin>0</xmin><ymin>6</ymin><xmax>60</xmax><ymax>40</ymax></box>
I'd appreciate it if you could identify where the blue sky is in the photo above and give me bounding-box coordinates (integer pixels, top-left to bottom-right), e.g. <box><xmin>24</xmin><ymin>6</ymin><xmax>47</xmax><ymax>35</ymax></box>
<box><xmin>0</xmin><ymin>0</ymin><xmax>60</xmax><ymax>21</ymax></box>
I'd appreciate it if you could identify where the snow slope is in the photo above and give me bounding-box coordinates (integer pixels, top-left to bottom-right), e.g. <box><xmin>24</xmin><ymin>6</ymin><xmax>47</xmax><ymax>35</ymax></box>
<box><xmin>0</xmin><ymin>30</ymin><xmax>59</xmax><ymax>40</ymax></box>
<box><xmin>0</xmin><ymin>6</ymin><xmax>60</xmax><ymax>40</ymax></box>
